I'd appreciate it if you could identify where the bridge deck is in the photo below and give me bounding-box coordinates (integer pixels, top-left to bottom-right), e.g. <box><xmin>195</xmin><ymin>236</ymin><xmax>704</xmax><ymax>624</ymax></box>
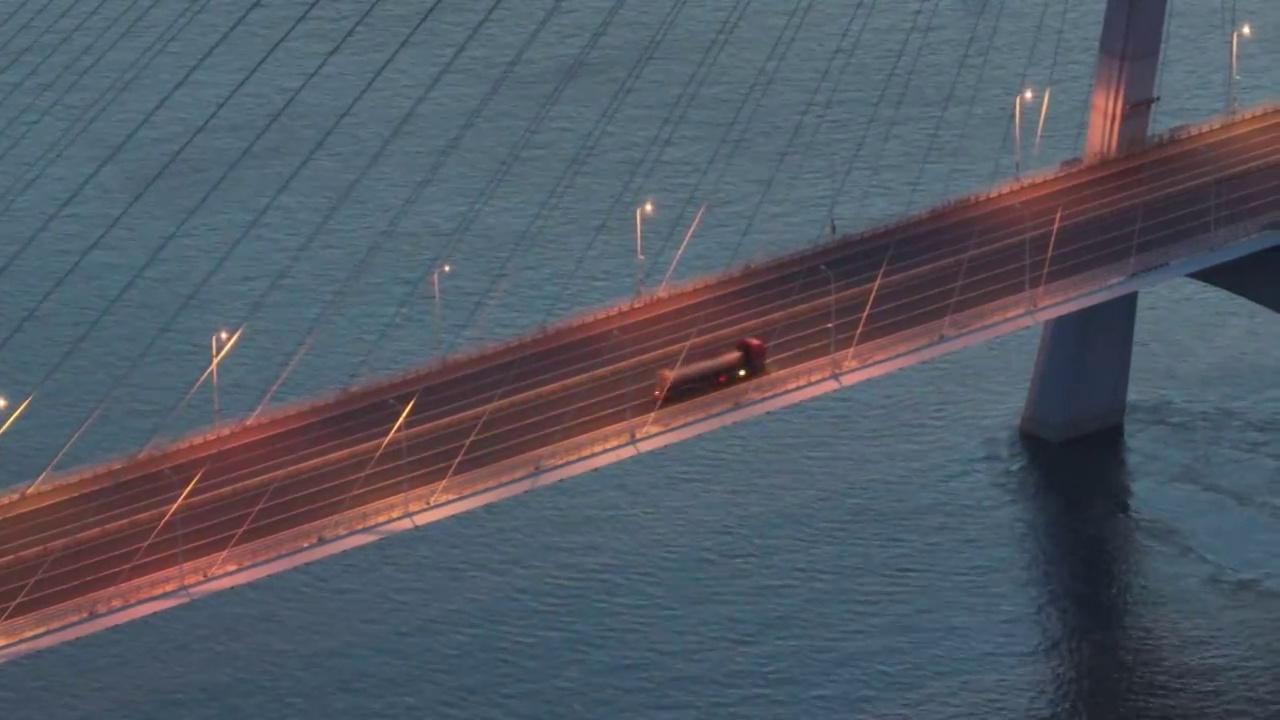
<box><xmin>2</xmin><ymin>106</ymin><xmax>1279</xmax><ymax>654</ymax></box>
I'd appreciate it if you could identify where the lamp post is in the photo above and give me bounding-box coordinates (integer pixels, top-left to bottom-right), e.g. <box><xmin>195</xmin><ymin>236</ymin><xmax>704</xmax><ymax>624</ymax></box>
<box><xmin>210</xmin><ymin>330</ymin><xmax>230</xmax><ymax>425</ymax></box>
<box><xmin>818</xmin><ymin>264</ymin><xmax>836</xmax><ymax>355</ymax></box>
<box><xmin>1230</xmin><ymin>23</ymin><xmax>1251</xmax><ymax>113</ymax></box>
<box><xmin>432</xmin><ymin>263</ymin><xmax>452</xmax><ymax>357</ymax></box>
<box><xmin>1014</xmin><ymin>88</ymin><xmax>1033</xmax><ymax>177</ymax></box>
<box><xmin>635</xmin><ymin>200</ymin><xmax>653</xmax><ymax>296</ymax></box>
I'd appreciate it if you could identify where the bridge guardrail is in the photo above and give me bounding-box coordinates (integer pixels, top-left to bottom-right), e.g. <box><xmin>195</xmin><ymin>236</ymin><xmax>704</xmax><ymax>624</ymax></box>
<box><xmin>16</xmin><ymin>104</ymin><xmax>1279</xmax><ymax>503</ymax></box>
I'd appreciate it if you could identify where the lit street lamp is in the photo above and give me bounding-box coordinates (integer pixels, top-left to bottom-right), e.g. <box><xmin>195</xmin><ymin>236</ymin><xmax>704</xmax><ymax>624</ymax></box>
<box><xmin>432</xmin><ymin>263</ymin><xmax>452</xmax><ymax>357</ymax></box>
<box><xmin>1230</xmin><ymin>23</ymin><xmax>1251</xmax><ymax>113</ymax></box>
<box><xmin>1014</xmin><ymin>88</ymin><xmax>1034</xmax><ymax>176</ymax></box>
<box><xmin>211</xmin><ymin>330</ymin><xmax>230</xmax><ymax>425</ymax></box>
<box><xmin>432</xmin><ymin>263</ymin><xmax>452</xmax><ymax>303</ymax></box>
<box><xmin>635</xmin><ymin>200</ymin><xmax>654</xmax><ymax>260</ymax></box>
<box><xmin>635</xmin><ymin>200</ymin><xmax>654</xmax><ymax>296</ymax></box>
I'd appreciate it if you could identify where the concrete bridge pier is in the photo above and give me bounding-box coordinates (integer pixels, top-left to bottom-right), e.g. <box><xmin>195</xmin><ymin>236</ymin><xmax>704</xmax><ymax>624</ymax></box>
<box><xmin>1020</xmin><ymin>294</ymin><xmax>1139</xmax><ymax>442</ymax></box>
<box><xmin>1019</xmin><ymin>0</ymin><xmax>1168</xmax><ymax>443</ymax></box>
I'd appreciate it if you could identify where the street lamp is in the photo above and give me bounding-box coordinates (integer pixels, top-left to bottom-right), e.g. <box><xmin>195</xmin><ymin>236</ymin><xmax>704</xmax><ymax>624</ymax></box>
<box><xmin>211</xmin><ymin>329</ymin><xmax>230</xmax><ymax>425</ymax></box>
<box><xmin>818</xmin><ymin>264</ymin><xmax>836</xmax><ymax>355</ymax></box>
<box><xmin>635</xmin><ymin>200</ymin><xmax>654</xmax><ymax>296</ymax></box>
<box><xmin>1230</xmin><ymin>23</ymin><xmax>1251</xmax><ymax>113</ymax></box>
<box><xmin>1014</xmin><ymin>88</ymin><xmax>1034</xmax><ymax>176</ymax></box>
<box><xmin>432</xmin><ymin>263</ymin><xmax>452</xmax><ymax>357</ymax></box>
<box><xmin>432</xmin><ymin>263</ymin><xmax>452</xmax><ymax>303</ymax></box>
<box><xmin>635</xmin><ymin>200</ymin><xmax>654</xmax><ymax>260</ymax></box>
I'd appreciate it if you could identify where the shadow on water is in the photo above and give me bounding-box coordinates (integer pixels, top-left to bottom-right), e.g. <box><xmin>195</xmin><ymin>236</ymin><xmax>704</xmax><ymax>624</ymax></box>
<box><xmin>1018</xmin><ymin>431</ymin><xmax>1237</xmax><ymax>720</ymax></box>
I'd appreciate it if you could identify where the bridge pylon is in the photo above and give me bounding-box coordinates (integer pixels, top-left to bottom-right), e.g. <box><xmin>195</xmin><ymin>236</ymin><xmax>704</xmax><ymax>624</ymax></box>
<box><xmin>1019</xmin><ymin>0</ymin><xmax>1168</xmax><ymax>443</ymax></box>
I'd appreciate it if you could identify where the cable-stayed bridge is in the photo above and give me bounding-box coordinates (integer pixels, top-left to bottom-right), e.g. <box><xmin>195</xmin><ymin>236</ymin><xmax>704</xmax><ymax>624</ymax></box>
<box><xmin>0</xmin><ymin>0</ymin><xmax>1276</xmax><ymax>662</ymax></box>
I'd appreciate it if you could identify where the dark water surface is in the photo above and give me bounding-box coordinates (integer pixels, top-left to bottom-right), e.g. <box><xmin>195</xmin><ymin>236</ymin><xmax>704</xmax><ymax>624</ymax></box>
<box><xmin>0</xmin><ymin>0</ymin><xmax>1276</xmax><ymax>717</ymax></box>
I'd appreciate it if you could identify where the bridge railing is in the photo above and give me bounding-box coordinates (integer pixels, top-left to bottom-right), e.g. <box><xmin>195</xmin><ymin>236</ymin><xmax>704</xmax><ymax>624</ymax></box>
<box><xmin>18</xmin><ymin>103</ymin><xmax>1279</xmax><ymax>503</ymax></box>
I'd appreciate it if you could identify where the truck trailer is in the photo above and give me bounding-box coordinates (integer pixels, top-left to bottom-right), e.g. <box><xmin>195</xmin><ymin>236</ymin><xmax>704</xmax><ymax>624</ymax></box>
<box><xmin>654</xmin><ymin>337</ymin><xmax>768</xmax><ymax>404</ymax></box>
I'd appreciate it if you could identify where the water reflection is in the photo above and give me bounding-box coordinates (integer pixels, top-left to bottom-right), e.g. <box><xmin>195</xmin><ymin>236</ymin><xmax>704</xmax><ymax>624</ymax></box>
<box><xmin>1021</xmin><ymin>431</ymin><xmax>1139</xmax><ymax>719</ymax></box>
<box><xmin>1020</xmin><ymin>427</ymin><xmax>1276</xmax><ymax>719</ymax></box>
<box><xmin>1020</xmin><ymin>430</ymin><xmax>1253</xmax><ymax>719</ymax></box>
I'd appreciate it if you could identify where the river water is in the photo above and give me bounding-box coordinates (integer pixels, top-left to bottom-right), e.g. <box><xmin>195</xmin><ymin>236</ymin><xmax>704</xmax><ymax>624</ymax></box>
<box><xmin>0</xmin><ymin>0</ymin><xmax>1276</xmax><ymax>717</ymax></box>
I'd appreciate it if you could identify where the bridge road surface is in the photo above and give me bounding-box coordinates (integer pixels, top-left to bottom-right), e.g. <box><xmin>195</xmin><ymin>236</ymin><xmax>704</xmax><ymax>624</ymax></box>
<box><xmin>1</xmin><ymin>108</ymin><xmax>1278</xmax><ymax>629</ymax></box>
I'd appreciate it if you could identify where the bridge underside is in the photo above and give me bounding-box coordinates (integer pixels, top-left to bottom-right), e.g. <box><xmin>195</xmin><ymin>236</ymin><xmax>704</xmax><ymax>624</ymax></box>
<box><xmin>1189</xmin><ymin>244</ymin><xmax>1280</xmax><ymax>313</ymax></box>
